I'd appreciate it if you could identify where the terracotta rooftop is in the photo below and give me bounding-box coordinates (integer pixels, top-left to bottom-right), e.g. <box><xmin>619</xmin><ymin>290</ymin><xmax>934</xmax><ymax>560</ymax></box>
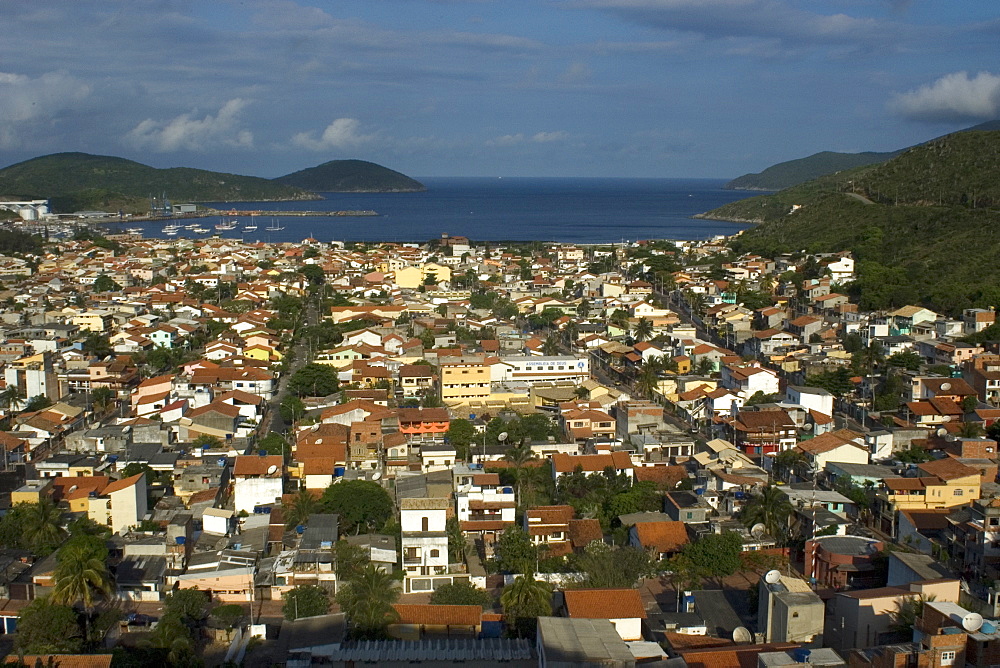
<box><xmin>633</xmin><ymin>520</ymin><xmax>689</xmax><ymax>553</ymax></box>
<box><xmin>563</xmin><ymin>588</ymin><xmax>647</xmax><ymax>620</ymax></box>
<box><xmin>392</xmin><ymin>604</ymin><xmax>481</xmax><ymax>626</ymax></box>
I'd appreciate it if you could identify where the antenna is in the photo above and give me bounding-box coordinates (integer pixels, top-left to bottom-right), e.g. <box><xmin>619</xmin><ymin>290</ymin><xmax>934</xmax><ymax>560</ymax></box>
<box><xmin>764</xmin><ymin>569</ymin><xmax>782</xmax><ymax>584</ymax></box>
<box><xmin>963</xmin><ymin>613</ymin><xmax>984</xmax><ymax>632</ymax></box>
<box><xmin>266</xmin><ymin>464</ymin><xmax>278</xmax><ymax>475</ymax></box>
<box><xmin>732</xmin><ymin>627</ymin><xmax>752</xmax><ymax>644</ymax></box>
<box><xmin>751</xmin><ymin>523</ymin><xmax>766</xmax><ymax>539</ymax></box>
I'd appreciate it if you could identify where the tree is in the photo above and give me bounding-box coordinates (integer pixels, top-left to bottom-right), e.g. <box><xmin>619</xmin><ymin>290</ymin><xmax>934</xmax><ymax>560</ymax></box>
<box><xmin>446</xmin><ymin>418</ymin><xmax>476</xmax><ymax>461</ymax></box>
<box><xmin>21</xmin><ymin>499</ymin><xmax>66</xmax><ymax>554</ymax></box>
<box><xmin>430</xmin><ymin>581</ymin><xmax>493</xmax><ymax>608</ymax></box>
<box><xmin>492</xmin><ymin>525</ymin><xmax>538</xmax><ymax>575</ymax></box>
<box><xmin>500</xmin><ymin>575</ymin><xmax>552</xmax><ymax>638</ymax></box>
<box><xmin>635</xmin><ymin>365</ymin><xmax>660</xmax><ymax>399</ymax></box>
<box><xmin>14</xmin><ymin>596</ymin><xmax>82</xmax><ymax>654</ymax></box>
<box><xmin>335</xmin><ymin>564</ymin><xmax>402</xmax><ymax>639</ymax></box>
<box><xmin>280</xmin><ymin>395</ymin><xmax>306</xmax><ymax>423</ymax></box>
<box><xmin>192</xmin><ymin>433</ymin><xmax>222</xmax><ymax>449</ymax></box>
<box><xmin>896</xmin><ymin>444</ymin><xmax>933</xmax><ymax>463</ymax></box>
<box><xmin>890</xmin><ymin>594</ymin><xmax>935</xmax><ymax>634</ymax></box>
<box><xmin>320</xmin><ymin>480</ymin><xmax>393</xmax><ymax>534</ymax></box>
<box><xmin>634</xmin><ymin>317</ymin><xmax>653</xmax><ymax>342</ymax></box>
<box><xmin>283</xmin><ymin>584</ymin><xmax>331</xmax><ymax>621</ymax></box>
<box><xmin>887</xmin><ymin>350</ymin><xmax>922</xmax><ymax>371</ymax></box>
<box><xmin>82</xmin><ymin>332</ymin><xmax>112</xmax><ymax>359</ymax></box>
<box><xmin>573</xmin><ymin>542</ymin><xmax>653</xmax><ymax>588</ymax></box>
<box><xmin>93</xmin><ymin>274</ymin><xmax>122</xmax><ymax>292</ymax></box>
<box><xmin>542</xmin><ymin>334</ymin><xmax>560</xmax><ymax>356</ymax></box>
<box><xmin>447</xmin><ymin>516</ymin><xmax>467</xmax><ymax>563</ymax></box>
<box><xmin>741</xmin><ymin>486</ymin><xmax>793</xmax><ymax>544</ymax></box>
<box><xmin>258</xmin><ymin>432</ymin><xmax>289</xmax><ymax>458</ymax></box>
<box><xmin>52</xmin><ymin>535</ymin><xmax>114</xmax><ymax>640</ymax></box>
<box><xmin>284</xmin><ymin>487</ymin><xmax>320</xmax><ymax>529</ymax></box>
<box><xmin>958</xmin><ymin>421</ymin><xmax>985</xmax><ymax>438</ymax></box>
<box><xmin>91</xmin><ymin>386</ymin><xmax>115</xmax><ymax>414</ymax></box>
<box><xmin>289</xmin><ymin>363</ymin><xmax>340</xmax><ymax>397</ymax></box>
<box><xmin>301</xmin><ymin>264</ymin><xmax>325</xmax><ymax>285</ymax></box>
<box><xmin>334</xmin><ymin>540</ymin><xmax>370</xmax><ymax>579</ymax></box>
<box><xmin>0</xmin><ymin>384</ymin><xmax>25</xmax><ymax>412</ymax></box>
<box><xmin>210</xmin><ymin>604</ymin><xmax>244</xmax><ymax>641</ymax></box>
<box><xmin>680</xmin><ymin>531</ymin><xmax>743</xmax><ymax>580</ymax></box>
<box><xmin>23</xmin><ymin>394</ymin><xmax>53</xmax><ymax>413</ymax></box>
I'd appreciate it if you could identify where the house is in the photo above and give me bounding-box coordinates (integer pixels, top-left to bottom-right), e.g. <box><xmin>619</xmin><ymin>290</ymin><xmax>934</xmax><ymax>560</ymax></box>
<box><xmin>233</xmin><ymin>455</ymin><xmax>284</xmax><ymax>514</ymax></box>
<box><xmin>398</xmin><ymin>364</ymin><xmax>436</xmax><ymax>397</ymax></box>
<box><xmin>536</xmin><ymin>617</ymin><xmax>635</xmax><ymax>667</ymax></box>
<box><xmin>628</xmin><ymin>520</ymin><xmax>689</xmax><ymax>559</ymax></box>
<box><xmin>87</xmin><ymin>473</ymin><xmax>148</xmax><ymax>534</ymax></box>
<box><xmin>400</xmin><ymin>497</ymin><xmax>450</xmax><ymax>579</ymax></box>
<box><xmin>729</xmin><ymin>408</ymin><xmax>797</xmax><ymax>456</ymax></box>
<box><xmin>523</xmin><ymin>505</ymin><xmax>602</xmax><ymax>557</ymax></box>
<box><xmin>561</xmin><ymin>588</ymin><xmax>647</xmax><ymax>641</ymax></box>
<box><xmin>794</xmin><ymin>431</ymin><xmax>869</xmax><ymax>473</ymax></box>
<box><xmin>389</xmin><ymin>604</ymin><xmax>482</xmax><ymax>640</ymax></box>
<box><xmin>397</xmin><ymin>407</ymin><xmax>450</xmax><ymax>443</ymax></box>
<box><xmin>550</xmin><ymin>452</ymin><xmax>634</xmax><ymax>480</ymax></box>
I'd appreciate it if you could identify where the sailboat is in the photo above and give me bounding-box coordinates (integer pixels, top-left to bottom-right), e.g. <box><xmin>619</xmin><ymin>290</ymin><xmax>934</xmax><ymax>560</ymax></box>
<box><xmin>243</xmin><ymin>214</ymin><xmax>258</xmax><ymax>232</ymax></box>
<box><xmin>266</xmin><ymin>218</ymin><xmax>284</xmax><ymax>231</ymax></box>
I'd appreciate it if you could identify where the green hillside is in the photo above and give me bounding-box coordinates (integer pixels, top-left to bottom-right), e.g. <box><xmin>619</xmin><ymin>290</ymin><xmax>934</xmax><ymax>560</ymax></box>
<box><xmin>275</xmin><ymin>159</ymin><xmax>425</xmax><ymax>192</ymax></box>
<box><xmin>725</xmin><ymin>150</ymin><xmax>899</xmax><ymax>191</ymax></box>
<box><xmin>0</xmin><ymin>152</ymin><xmax>317</xmax><ymax>213</ymax></box>
<box><xmin>707</xmin><ymin>130</ymin><xmax>1000</xmax><ymax>315</ymax></box>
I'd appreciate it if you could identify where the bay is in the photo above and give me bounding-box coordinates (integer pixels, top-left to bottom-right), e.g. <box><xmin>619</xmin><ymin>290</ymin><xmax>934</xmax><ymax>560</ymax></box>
<box><xmin>121</xmin><ymin>177</ymin><xmax>752</xmax><ymax>244</ymax></box>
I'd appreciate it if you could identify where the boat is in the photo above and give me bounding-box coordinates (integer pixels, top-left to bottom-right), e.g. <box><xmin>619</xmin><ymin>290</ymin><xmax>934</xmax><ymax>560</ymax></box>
<box><xmin>266</xmin><ymin>218</ymin><xmax>284</xmax><ymax>231</ymax></box>
<box><xmin>243</xmin><ymin>215</ymin><xmax>258</xmax><ymax>232</ymax></box>
<box><xmin>126</xmin><ymin>227</ymin><xmax>143</xmax><ymax>234</ymax></box>
<box><xmin>191</xmin><ymin>226</ymin><xmax>210</xmax><ymax>234</ymax></box>
<box><xmin>215</xmin><ymin>219</ymin><xmax>237</xmax><ymax>231</ymax></box>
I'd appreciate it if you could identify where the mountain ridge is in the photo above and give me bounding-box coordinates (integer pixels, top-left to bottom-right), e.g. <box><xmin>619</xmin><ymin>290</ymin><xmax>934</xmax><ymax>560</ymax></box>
<box><xmin>275</xmin><ymin>159</ymin><xmax>425</xmax><ymax>193</ymax></box>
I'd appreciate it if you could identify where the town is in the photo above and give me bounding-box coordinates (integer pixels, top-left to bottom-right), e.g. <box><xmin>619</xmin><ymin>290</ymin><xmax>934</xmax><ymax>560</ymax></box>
<box><xmin>0</xmin><ymin>225</ymin><xmax>997</xmax><ymax>668</ymax></box>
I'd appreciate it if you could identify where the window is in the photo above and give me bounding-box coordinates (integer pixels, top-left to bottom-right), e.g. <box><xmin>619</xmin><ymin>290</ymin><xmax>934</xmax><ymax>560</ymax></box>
<box><xmin>421</xmin><ymin>517</ymin><xmax>429</xmax><ymax>532</ymax></box>
<box><xmin>955</xmin><ymin>489</ymin><xmax>964</xmax><ymax>497</ymax></box>
<box><xmin>940</xmin><ymin>651</ymin><xmax>955</xmax><ymax>665</ymax></box>
<box><xmin>430</xmin><ymin>549</ymin><xmax>440</xmax><ymax>558</ymax></box>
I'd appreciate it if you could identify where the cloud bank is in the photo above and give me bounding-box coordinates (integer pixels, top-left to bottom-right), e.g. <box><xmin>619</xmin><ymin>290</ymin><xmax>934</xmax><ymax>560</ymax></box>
<box><xmin>291</xmin><ymin>118</ymin><xmax>378</xmax><ymax>151</ymax></box>
<box><xmin>126</xmin><ymin>99</ymin><xmax>254</xmax><ymax>152</ymax></box>
<box><xmin>891</xmin><ymin>71</ymin><xmax>1000</xmax><ymax>123</ymax></box>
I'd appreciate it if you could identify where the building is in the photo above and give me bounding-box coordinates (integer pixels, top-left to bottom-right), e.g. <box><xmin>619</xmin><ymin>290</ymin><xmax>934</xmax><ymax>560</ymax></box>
<box><xmin>494</xmin><ymin>356</ymin><xmax>590</xmax><ymax>385</ymax></box>
<box><xmin>87</xmin><ymin>473</ymin><xmax>148</xmax><ymax>534</ymax></box>
<box><xmin>438</xmin><ymin>355</ymin><xmax>491</xmax><ymax>404</ymax></box>
<box><xmin>758</xmin><ymin>572</ymin><xmax>824</xmax><ymax>644</ymax></box>
<box><xmin>561</xmin><ymin>588</ymin><xmax>647</xmax><ymax>641</ymax></box>
<box><xmin>232</xmin><ymin>455</ymin><xmax>284</xmax><ymax>514</ymax></box>
<box><xmin>804</xmin><ymin>535</ymin><xmax>883</xmax><ymax>590</ymax></box>
<box><xmin>400</xmin><ymin>497</ymin><xmax>450</xmax><ymax>579</ymax></box>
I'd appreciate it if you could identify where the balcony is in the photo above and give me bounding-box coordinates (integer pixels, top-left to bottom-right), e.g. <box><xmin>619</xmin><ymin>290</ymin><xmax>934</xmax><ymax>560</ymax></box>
<box><xmin>404</xmin><ymin>555</ymin><xmax>422</xmax><ymax>565</ymax></box>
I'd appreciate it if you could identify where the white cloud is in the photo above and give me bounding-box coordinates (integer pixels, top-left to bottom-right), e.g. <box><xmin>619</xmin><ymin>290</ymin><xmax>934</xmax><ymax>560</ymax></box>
<box><xmin>487</xmin><ymin>133</ymin><xmax>525</xmax><ymax>146</ymax></box>
<box><xmin>532</xmin><ymin>131</ymin><xmax>569</xmax><ymax>143</ymax></box>
<box><xmin>891</xmin><ymin>71</ymin><xmax>1000</xmax><ymax>123</ymax></box>
<box><xmin>0</xmin><ymin>70</ymin><xmax>91</xmax><ymax>148</ymax></box>
<box><xmin>290</xmin><ymin>118</ymin><xmax>377</xmax><ymax>151</ymax></box>
<box><xmin>126</xmin><ymin>99</ymin><xmax>254</xmax><ymax>151</ymax></box>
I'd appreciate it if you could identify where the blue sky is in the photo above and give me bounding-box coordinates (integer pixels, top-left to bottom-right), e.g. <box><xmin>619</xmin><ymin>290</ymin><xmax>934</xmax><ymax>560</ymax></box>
<box><xmin>1</xmin><ymin>1</ymin><xmax>998</xmax><ymax>178</ymax></box>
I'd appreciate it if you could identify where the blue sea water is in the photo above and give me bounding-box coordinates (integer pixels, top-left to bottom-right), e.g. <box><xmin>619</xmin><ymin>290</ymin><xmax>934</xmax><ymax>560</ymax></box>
<box><xmin>120</xmin><ymin>177</ymin><xmax>751</xmax><ymax>244</ymax></box>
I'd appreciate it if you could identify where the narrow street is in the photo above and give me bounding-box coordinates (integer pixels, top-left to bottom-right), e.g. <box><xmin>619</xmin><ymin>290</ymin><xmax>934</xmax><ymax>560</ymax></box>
<box><xmin>259</xmin><ymin>296</ymin><xmax>319</xmax><ymax>439</ymax></box>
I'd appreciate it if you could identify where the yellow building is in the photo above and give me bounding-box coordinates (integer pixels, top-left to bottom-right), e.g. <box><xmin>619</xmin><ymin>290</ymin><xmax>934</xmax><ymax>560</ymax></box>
<box><xmin>10</xmin><ymin>480</ymin><xmax>53</xmax><ymax>506</ymax></box>
<box><xmin>70</xmin><ymin>309</ymin><xmax>114</xmax><ymax>333</ymax></box>
<box><xmin>878</xmin><ymin>458</ymin><xmax>981</xmax><ymax>534</ymax></box>
<box><xmin>394</xmin><ymin>263</ymin><xmax>452</xmax><ymax>289</ymax></box>
<box><xmin>438</xmin><ymin>355</ymin><xmax>491</xmax><ymax>404</ymax></box>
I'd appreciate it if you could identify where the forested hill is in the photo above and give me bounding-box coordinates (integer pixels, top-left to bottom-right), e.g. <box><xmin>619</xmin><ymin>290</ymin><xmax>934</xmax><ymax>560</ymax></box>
<box><xmin>724</xmin><ymin>119</ymin><xmax>1000</xmax><ymax>191</ymax></box>
<box><xmin>707</xmin><ymin>129</ymin><xmax>1000</xmax><ymax>315</ymax></box>
<box><xmin>0</xmin><ymin>152</ymin><xmax>316</xmax><ymax>213</ymax></box>
<box><xmin>275</xmin><ymin>159</ymin><xmax>425</xmax><ymax>192</ymax></box>
<box><xmin>724</xmin><ymin>151</ymin><xmax>899</xmax><ymax>191</ymax></box>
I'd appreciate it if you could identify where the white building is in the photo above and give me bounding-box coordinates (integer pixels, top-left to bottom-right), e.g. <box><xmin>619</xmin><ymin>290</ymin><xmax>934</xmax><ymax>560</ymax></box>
<box><xmin>492</xmin><ymin>355</ymin><xmax>589</xmax><ymax>385</ymax></box>
<box><xmin>88</xmin><ymin>473</ymin><xmax>148</xmax><ymax>534</ymax></box>
<box><xmin>400</xmin><ymin>497</ymin><xmax>450</xmax><ymax>577</ymax></box>
<box><xmin>785</xmin><ymin>385</ymin><xmax>835</xmax><ymax>418</ymax></box>
<box><xmin>233</xmin><ymin>455</ymin><xmax>284</xmax><ymax>514</ymax></box>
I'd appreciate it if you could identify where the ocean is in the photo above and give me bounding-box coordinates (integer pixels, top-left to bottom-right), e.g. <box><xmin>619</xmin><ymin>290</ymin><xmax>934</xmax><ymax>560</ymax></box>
<box><xmin>117</xmin><ymin>177</ymin><xmax>752</xmax><ymax>244</ymax></box>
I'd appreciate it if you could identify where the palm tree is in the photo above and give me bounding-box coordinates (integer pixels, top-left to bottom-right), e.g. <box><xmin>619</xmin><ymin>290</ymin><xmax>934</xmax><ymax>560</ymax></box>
<box><xmin>890</xmin><ymin>594</ymin><xmax>935</xmax><ymax>634</ymax></box>
<box><xmin>500</xmin><ymin>575</ymin><xmax>553</xmax><ymax>638</ymax></box>
<box><xmin>636</xmin><ymin>365</ymin><xmax>660</xmax><ymax>399</ymax></box>
<box><xmin>504</xmin><ymin>445</ymin><xmax>536</xmax><ymax>506</ymax></box>
<box><xmin>335</xmin><ymin>564</ymin><xmax>402</xmax><ymax>639</ymax></box>
<box><xmin>542</xmin><ymin>334</ymin><xmax>560</xmax><ymax>356</ymax></box>
<box><xmin>22</xmin><ymin>498</ymin><xmax>66</xmax><ymax>552</ymax></box>
<box><xmin>634</xmin><ymin>317</ymin><xmax>653</xmax><ymax>342</ymax></box>
<box><xmin>284</xmin><ymin>488</ymin><xmax>319</xmax><ymax>529</ymax></box>
<box><xmin>0</xmin><ymin>385</ymin><xmax>25</xmax><ymax>413</ymax></box>
<box><xmin>740</xmin><ymin>485</ymin><xmax>793</xmax><ymax>544</ymax></box>
<box><xmin>52</xmin><ymin>537</ymin><xmax>114</xmax><ymax>641</ymax></box>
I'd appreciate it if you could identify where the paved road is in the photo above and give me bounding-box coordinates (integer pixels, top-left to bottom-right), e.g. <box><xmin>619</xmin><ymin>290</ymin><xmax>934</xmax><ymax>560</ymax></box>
<box><xmin>844</xmin><ymin>192</ymin><xmax>875</xmax><ymax>205</ymax></box>
<box><xmin>259</xmin><ymin>297</ymin><xmax>319</xmax><ymax>439</ymax></box>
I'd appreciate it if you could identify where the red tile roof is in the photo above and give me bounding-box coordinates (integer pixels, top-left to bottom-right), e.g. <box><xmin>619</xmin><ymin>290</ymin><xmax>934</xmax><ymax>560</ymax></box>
<box><xmin>563</xmin><ymin>588</ymin><xmax>646</xmax><ymax>619</ymax></box>
<box><xmin>393</xmin><ymin>604</ymin><xmax>482</xmax><ymax>626</ymax></box>
<box><xmin>551</xmin><ymin>451</ymin><xmax>633</xmax><ymax>473</ymax></box>
<box><xmin>633</xmin><ymin>521</ymin><xmax>689</xmax><ymax>553</ymax></box>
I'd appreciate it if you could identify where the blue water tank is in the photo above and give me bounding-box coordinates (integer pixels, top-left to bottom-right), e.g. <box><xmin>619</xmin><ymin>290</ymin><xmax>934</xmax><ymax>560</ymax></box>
<box><xmin>258</xmin><ymin>450</ymin><xmax>267</xmax><ymax>457</ymax></box>
<box><xmin>175</xmin><ymin>536</ymin><xmax>186</xmax><ymax>545</ymax></box>
<box><xmin>469</xmin><ymin>414</ymin><xmax>477</xmax><ymax>420</ymax></box>
<box><xmin>108</xmin><ymin>455</ymin><xmax>119</xmax><ymax>463</ymax></box>
<box><xmin>982</xmin><ymin>621</ymin><xmax>997</xmax><ymax>634</ymax></box>
<box><xmin>502</xmin><ymin>487</ymin><xmax>514</xmax><ymax>494</ymax></box>
<box><xmin>694</xmin><ymin>488</ymin><xmax>705</xmax><ymax>495</ymax></box>
<box><xmin>794</xmin><ymin>649</ymin><xmax>811</xmax><ymax>663</ymax></box>
<box><xmin>734</xmin><ymin>491</ymin><xmax>746</xmax><ymax>500</ymax></box>
<box><xmin>295</xmin><ymin>525</ymin><xmax>305</xmax><ymax>534</ymax></box>
<box><xmin>334</xmin><ymin>467</ymin><xmax>346</xmax><ymax>477</ymax></box>
<box><xmin>217</xmin><ymin>457</ymin><xmax>227</xmax><ymax>467</ymax></box>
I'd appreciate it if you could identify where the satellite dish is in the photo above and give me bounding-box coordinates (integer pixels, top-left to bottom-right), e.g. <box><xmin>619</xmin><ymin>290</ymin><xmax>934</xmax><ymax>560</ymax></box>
<box><xmin>266</xmin><ymin>464</ymin><xmax>278</xmax><ymax>475</ymax></box>
<box><xmin>940</xmin><ymin>382</ymin><xmax>952</xmax><ymax>391</ymax></box>
<box><xmin>936</xmin><ymin>428</ymin><xmax>948</xmax><ymax>437</ymax></box>
<box><xmin>68</xmin><ymin>485</ymin><xmax>78</xmax><ymax>493</ymax></box>
<box><xmin>764</xmin><ymin>569</ymin><xmax>782</xmax><ymax>584</ymax></box>
<box><xmin>732</xmin><ymin>627</ymin><xmax>752</xmax><ymax>644</ymax></box>
<box><xmin>942</xmin><ymin>415</ymin><xmax>952</xmax><ymax>422</ymax></box>
<box><xmin>963</xmin><ymin>612</ymin><xmax>984</xmax><ymax>632</ymax></box>
<box><xmin>497</xmin><ymin>431</ymin><xmax>508</xmax><ymax>442</ymax></box>
<box><xmin>751</xmin><ymin>523</ymin><xmax>767</xmax><ymax>539</ymax></box>
<box><xmin>802</xmin><ymin>423</ymin><xmax>813</xmax><ymax>432</ymax></box>
<box><xmin>371</xmin><ymin>471</ymin><xmax>382</xmax><ymax>480</ymax></box>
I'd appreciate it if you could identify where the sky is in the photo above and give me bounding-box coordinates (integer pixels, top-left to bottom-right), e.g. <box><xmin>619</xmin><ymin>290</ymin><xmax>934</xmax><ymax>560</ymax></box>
<box><xmin>1</xmin><ymin>1</ymin><xmax>998</xmax><ymax>179</ymax></box>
